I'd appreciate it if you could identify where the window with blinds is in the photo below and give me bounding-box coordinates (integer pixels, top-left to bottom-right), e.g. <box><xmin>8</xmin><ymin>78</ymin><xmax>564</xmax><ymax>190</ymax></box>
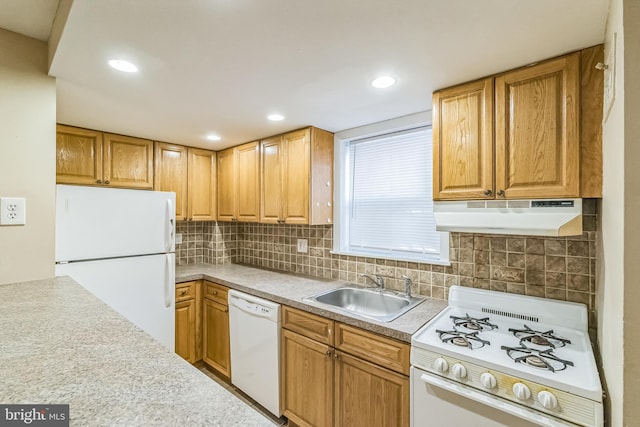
<box><xmin>335</xmin><ymin>126</ymin><xmax>448</xmax><ymax>263</ymax></box>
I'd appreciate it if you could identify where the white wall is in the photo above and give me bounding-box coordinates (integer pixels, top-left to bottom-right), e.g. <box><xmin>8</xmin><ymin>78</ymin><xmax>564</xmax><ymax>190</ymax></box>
<box><xmin>0</xmin><ymin>29</ymin><xmax>56</xmax><ymax>284</ymax></box>
<box><xmin>598</xmin><ymin>0</ymin><xmax>640</xmax><ymax>425</ymax></box>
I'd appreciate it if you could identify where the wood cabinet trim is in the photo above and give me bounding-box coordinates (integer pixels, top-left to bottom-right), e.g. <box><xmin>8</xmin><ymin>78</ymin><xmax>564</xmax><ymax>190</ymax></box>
<box><xmin>580</xmin><ymin>44</ymin><xmax>604</xmax><ymax>198</ymax></box>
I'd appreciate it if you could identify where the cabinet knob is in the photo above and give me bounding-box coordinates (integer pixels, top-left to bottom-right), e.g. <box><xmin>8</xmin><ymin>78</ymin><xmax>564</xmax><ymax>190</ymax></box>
<box><xmin>325</xmin><ymin>350</ymin><xmax>332</xmax><ymax>358</ymax></box>
<box><xmin>104</xmin><ymin>180</ymin><xmax>110</xmax><ymax>185</ymax></box>
<box><xmin>96</xmin><ymin>179</ymin><xmax>102</xmax><ymax>184</ymax></box>
<box><xmin>484</xmin><ymin>189</ymin><xmax>492</xmax><ymax>196</ymax></box>
<box><xmin>180</xmin><ymin>290</ymin><xmax>187</xmax><ymax>296</ymax></box>
<box><xmin>497</xmin><ymin>190</ymin><xmax>505</xmax><ymax>197</ymax></box>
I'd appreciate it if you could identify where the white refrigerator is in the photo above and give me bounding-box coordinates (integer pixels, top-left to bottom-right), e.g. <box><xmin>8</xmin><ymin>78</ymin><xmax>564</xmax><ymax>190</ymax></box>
<box><xmin>55</xmin><ymin>185</ymin><xmax>176</xmax><ymax>350</ymax></box>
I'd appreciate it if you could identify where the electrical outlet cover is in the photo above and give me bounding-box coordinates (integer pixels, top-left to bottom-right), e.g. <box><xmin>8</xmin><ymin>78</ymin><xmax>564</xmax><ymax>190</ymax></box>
<box><xmin>0</xmin><ymin>197</ymin><xmax>26</xmax><ymax>225</ymax></box>
<box><xmin>297</xmin><ymin>238</ymin><xmax>308</xmax><ymax>253</ymax></box>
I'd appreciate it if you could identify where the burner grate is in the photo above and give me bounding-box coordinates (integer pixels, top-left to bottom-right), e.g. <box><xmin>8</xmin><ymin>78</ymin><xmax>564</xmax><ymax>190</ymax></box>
<box><xmin>501</xmin><ymin>345</ymin><xmax>574</xmax><ymax>372</ymax></box>
<box><xmin>436</xmin><ymin>329</ymin><xmax>490</xmax><ymax>350</ymax></box>
<box><xmin>481</xmin><ymin>307</ymin><xmax>538</xmax><ymax>323</ymax></box>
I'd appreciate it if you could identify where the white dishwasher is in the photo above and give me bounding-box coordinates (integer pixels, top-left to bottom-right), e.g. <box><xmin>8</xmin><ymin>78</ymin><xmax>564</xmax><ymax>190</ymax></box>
<box><xmin>228</xmin><ymin>289</ymin><xmax>281</xmax><ymax>417</ymax></box>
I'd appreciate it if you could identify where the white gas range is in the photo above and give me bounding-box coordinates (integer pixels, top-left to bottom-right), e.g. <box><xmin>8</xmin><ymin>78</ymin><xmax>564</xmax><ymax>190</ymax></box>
<box><xmin>410</xmin><ymin>286</ymin><xmax>603</xmax><ymax>427</ymax></box>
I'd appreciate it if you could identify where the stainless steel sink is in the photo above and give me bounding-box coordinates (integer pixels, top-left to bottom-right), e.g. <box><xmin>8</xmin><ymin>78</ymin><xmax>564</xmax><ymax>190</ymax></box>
<box><xmin>303</xmin><ymin>286</ymin><xmax>424</xmax><ymax>322</ymax></box>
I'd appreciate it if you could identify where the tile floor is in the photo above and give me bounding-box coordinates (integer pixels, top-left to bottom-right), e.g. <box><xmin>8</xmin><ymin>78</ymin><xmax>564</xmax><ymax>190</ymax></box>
<box><xmin>199</xmin><ymin>366</ymin><xmax>288</xmax><ymax>426</ymax></box>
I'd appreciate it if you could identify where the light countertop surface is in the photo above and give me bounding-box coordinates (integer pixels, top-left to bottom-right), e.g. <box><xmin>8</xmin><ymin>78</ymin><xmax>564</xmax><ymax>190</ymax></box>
<box><xmin>177</xmin><ymin>263</ymin><xmax>447</xmax><ymax>342</ymax></box>
<box><xmin>0</xmin><ymin>276</ymin><xmax>275</xmax><ymax>426</ymax></box>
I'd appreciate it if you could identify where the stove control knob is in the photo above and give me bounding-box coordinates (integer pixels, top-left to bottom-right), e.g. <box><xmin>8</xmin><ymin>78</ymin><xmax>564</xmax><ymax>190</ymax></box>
<box><xmin>512</xmin><ymin>383</ymin><xmax>531</xmax><ymax>401</ymax></box>
<box><xmin>538</xmin><ymin>391</ymin><xmax>559</xmax><ymax>410</ymax></box>
<box><xmin>451</xmin><ymin>363</ymin><xmax>467</xmax><ymax>379</ymax></box>
<box><xmin>480</xmin><ymin>372</ymin><xmax>497</xmax><ymax>389</ymax></box>
<box><xmin>433</xmin><ymin>358</ymin><xmax>449</xmax><ymax>373</ymax></box>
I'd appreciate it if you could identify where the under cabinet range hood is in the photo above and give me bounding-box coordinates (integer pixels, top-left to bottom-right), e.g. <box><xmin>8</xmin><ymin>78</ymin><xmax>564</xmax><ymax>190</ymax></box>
<box><xmin>433</xmin><ymin>199</ymin><xmax>583</xmax><ymax>236</ymax></box>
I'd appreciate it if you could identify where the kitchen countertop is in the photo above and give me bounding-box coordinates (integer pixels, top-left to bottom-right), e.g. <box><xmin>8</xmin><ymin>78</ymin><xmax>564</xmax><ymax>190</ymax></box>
<box><xmin>177</xmin><ymin>263</ymin><xmax>447</xmax><ymax>342</ymax></box>
<box><xmin>0</xmin><ymin>276</ymin><xmax>275</xmax><ymax>426</ymax></box>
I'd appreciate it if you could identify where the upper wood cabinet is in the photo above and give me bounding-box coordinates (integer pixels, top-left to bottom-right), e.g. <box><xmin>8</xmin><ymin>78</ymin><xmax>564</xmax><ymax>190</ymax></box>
<box><xmin>154</xmin><ymin>143</ymin><xmax>216</xmax><ymax>221</ymax></box>
<box><xmin>260</xmin><ymin>127</ymin><xmax>333</xmax><ymax>225</ymax></box>
<box><xmin>217</xmin><ymin>141</ymin><xmax>260</xmax><ymax>222</ymax></box>
<box><xmin>56</xmin><ymin>125</ymin><xmax>103</xmax><ymax>185</ymax></box>
<box><xmin>433</xmin><ymin>46</ymin><xmax>603</xmax><ymax>200</ymax></box>
<box><xmin>188</xmin><ymin>148</ymin><xmax>217</xmax><ymax>221</ymax></box>
<box><xmin>154</xmin><ymin>142</ymin><xmax>188</xmax><ymax>220</ymax></box>
<box><xmin>433</xmin><ymin>78</ymin><xmax>494</xmax><ymax>200</ymax></box>
<box><xmin>56</xmin><ymin>125</ymin><xmax>153</xmax><ymax>189</ymax></box>
<box><xmin>103</xmin><ymin>133</ymin><xmax>154</xmax><ymax>189</ymax></box>
<box><xmin>495</xmin><ymin>54</ymin><xmax>580</xmax><ymax>199</ymax></box>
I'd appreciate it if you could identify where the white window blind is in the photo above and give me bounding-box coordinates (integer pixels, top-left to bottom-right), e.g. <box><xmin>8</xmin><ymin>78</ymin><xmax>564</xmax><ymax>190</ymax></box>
<box><xmin>337</xmin><ymin>126</ymin><xmax>446</xmax><ymax>262</ymax></box>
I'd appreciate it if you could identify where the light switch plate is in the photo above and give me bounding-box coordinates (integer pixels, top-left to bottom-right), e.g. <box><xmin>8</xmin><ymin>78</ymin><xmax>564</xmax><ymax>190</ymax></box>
<box><xmin>0</xmin><ymin>197</ymin><xmax>26</xmax><ymax>225</ymax></box>
<box><xmin>297</xmin><ymin>239</ymin><xmax>308</xmax><ymax>253</ymax></box>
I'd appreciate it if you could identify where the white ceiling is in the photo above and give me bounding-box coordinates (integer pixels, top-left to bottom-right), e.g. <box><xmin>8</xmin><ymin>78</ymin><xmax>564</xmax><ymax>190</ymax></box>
<box><xmin>4</xmin><ymin>0</ymin><xmax>610</xmax><ymax>150</ymax></box>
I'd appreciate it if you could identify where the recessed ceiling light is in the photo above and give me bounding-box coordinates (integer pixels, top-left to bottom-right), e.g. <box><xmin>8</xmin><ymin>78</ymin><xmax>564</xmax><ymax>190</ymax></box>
<box><xmin>108</xmin><ymin>59</ymin><xmax>138</xmax><ymax>73</ymax></box>
<box><xmin>371</xmin><ymin>75</ymin><xmax>396</xmax><ymax>88</ymax></box>
<box><xmin>206</xmin><ymin>134</ymin><xmax>221</xmax><ymax>141</ymax></box>
<box><xmin>267</xmin><ymin>114</ymin><xmax>284</xmax><ymax>121</ymax></box>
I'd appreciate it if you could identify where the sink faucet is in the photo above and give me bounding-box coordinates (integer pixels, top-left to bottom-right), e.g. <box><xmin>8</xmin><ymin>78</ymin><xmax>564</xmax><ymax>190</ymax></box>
<box><xmin>360</xmin><ymin>274</ymin><xmax>384</xmax><ymax>289</ymax></box>
<box><xmin>401</xmin><ymin>275</ymin><xmax>412</xmax><ymax>298</ymax></box>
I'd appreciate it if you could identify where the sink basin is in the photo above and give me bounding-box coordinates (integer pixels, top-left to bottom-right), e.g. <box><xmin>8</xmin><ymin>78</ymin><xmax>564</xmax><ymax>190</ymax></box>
<box><xmin>303</xmin><ymin>286</ymin><xmax>424</xmax><ymax>322</ymax></box>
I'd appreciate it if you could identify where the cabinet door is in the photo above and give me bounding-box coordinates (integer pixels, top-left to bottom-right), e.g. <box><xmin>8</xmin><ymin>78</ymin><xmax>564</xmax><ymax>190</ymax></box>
<box><xmin>203</xmin><ymin>298</ymin><xmax>230</xmax><ymax>377</ymax></box>
<box><xmin>432</xmin><ymin>78</ymin><xmax>494</xmax><ymax>200</ymax></box>
<box><xmin>188</xmin><ymin>148</ymin><xmax>217</xmax><ymax>221</ymax></box>
<box><xmin>260</xmin><ymin>135</ymin><xmax>284</xmax><ymax>223</ymax></box>
<box><xmin>237</xmin><ymin>141</ymin><xmax>260</xmax><ymax>222</ymax></box>
<box><xmin>495</xmin><ymin>53</ymin><xmax>580</xmax><ymax>199</ymax></box>
<box><xmin>56</xmin><ymin>125</ymin><xmax>103</xmax><ymax>186</ymax></box>
<box><xmin>175</xmin><ymin>299</ymin><xmax>196</xmax><ymax>363</ymax></box>
<box><xmin>334</xmin><ymin>351</ymin><xmax>409</xmax><ymax>427</ymax></box>
<box><xmin>282</xmin><ymin>329</ymin><xmax>334</xmax><ymax>427</ymax></box>
<box><xmin>103</xmin><ymin>133</ymin><xmax>154</xmax><ymax>189</ymax></box>
<box><xmin>154</xmin><ymin>142</ymin><xmax>188</xmax><ymax>220</ymax></box>
<box><xmin>217</xmin><ymin>147</ymin><xmax>237</xmax><ymax>221</ymax></box>
<box><xmin>282</xmin><ymin>128</ymin><xmax>310</xmax><ymax>224</ymax></box>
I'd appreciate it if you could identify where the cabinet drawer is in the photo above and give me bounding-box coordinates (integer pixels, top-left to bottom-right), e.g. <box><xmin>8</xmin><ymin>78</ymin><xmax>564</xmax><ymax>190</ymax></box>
<box><xmin>335</xmin><ymin>323</ymin><xmax>410</xmax><ymax>375</ymax></box>
<box><xmin>175</xmin><ymin>281</ymin><xmax>197</xmax><ymax>303</ymax></box>
<box><xmin>282</xmin><ymin>306</ymin><xmax>334</xmax><ymax>346</ymax></box>
<box><xmin>203</xmin><ymin>281</ymin><xmax>228</xmax><ymax>305</ymax></box>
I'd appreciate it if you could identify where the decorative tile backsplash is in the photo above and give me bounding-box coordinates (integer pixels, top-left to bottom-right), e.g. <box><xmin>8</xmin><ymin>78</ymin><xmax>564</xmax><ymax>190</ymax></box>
<box><xmin>176</xmin><ymin>200</ymin><xmax>598</xmax><ymax>325</ymax></box>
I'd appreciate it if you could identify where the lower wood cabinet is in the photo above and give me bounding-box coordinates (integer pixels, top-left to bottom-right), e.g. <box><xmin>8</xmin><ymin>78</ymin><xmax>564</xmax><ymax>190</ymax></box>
<box><xmin>334</xmin><ymin>351</ymin><xmax>409</xmax><ymax>427</ymax></box>
<box><xmin>202</xmin><ymin>281</ymin><xmax>231</xmax><ymax>378</ymax></box>
<box><xmin>175</xmin><ymin>281</ymin><xmax>201</xmax><ymax>363</ymax></box>
<box><xmin>281</xmin><ymin>306</ymin><xmax>410</xmax><ymax>427</ymax></box>
<box><xmin>282</xmin><ymin>329</ymin><xmax>334</xmax><ymax>427</ymax></box>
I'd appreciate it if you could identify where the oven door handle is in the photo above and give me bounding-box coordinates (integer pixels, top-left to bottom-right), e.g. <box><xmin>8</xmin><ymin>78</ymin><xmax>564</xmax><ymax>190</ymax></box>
<box><xmin>419</xmin><ymin>374</ymin><xmax>574</xmax><ymax>427</ymax></box>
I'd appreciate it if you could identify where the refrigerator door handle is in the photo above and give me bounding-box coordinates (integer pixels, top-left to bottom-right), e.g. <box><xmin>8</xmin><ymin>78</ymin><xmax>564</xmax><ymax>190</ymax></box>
<box><xmin>164</xmin><ymin>254</ymin><xmax>172</xmax><ymax>308</ymax></box>
<box><xmin>165</xmin><ymin>199</ymin><xmax>174</xmax><ymax>252</ymax></box>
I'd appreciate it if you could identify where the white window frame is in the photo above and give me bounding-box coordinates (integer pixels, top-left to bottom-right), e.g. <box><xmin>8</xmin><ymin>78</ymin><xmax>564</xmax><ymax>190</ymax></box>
<box><xmin>332</xmin><ymin>111</ymin><xmax>449</xmax><ymax>265</ymax></box>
